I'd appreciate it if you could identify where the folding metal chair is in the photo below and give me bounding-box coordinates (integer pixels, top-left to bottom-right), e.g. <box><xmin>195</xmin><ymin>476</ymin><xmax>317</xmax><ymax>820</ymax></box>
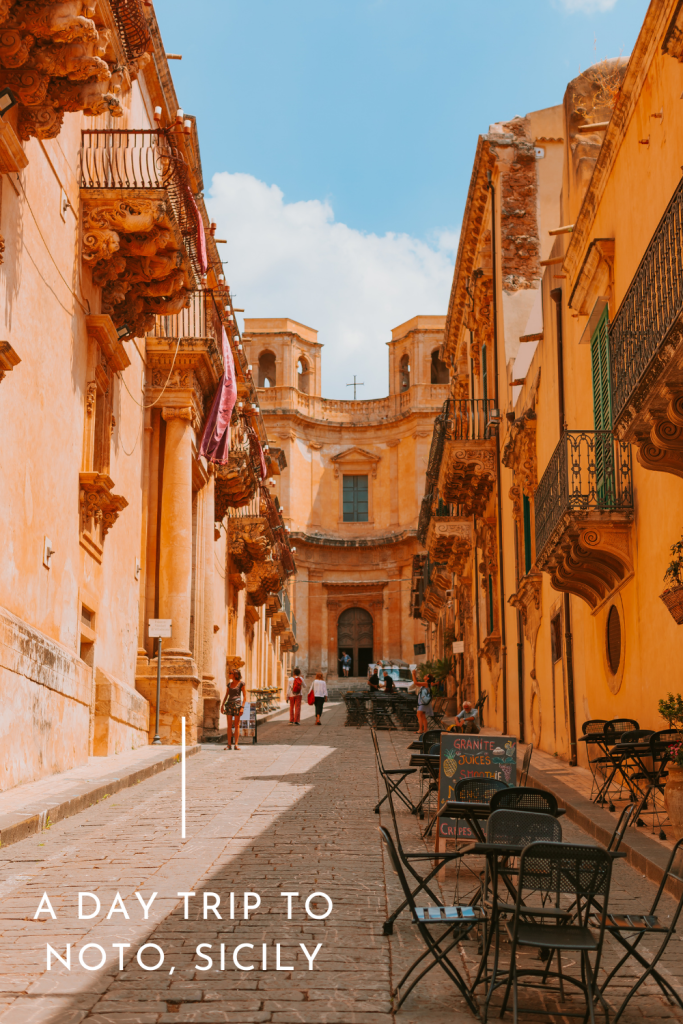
<box><xmin>593</xmin><ymin>718</ymin><xmax>640</xmax><ymax>810</ymax></box>
<box><xmin>379</xmin><ymin>825</ymin><xmax>481</xmax><ymax>1013</ymax></box>
<box><xmin>519</xmin><ymin>743</ymin><xmax>534</xmax><ymax>786</ymax></box>
<box><xmin>379</xmin><ymin>759</ymin><xmax>466</xmax><ymax>935</ymax></box>
<box><xmin>370</xmin><ymin>727</ymin><xmax>418</xmax><ymax>815</ymax></box>
<box><xmin>497</xmin><ymin>842</ymin><xmax>614</xmax><ymax>1024</ymax></box>
<box><xmin>489</xmin><ymin>787</ymin><xmax>558</xmax><ymax>816</ymax></box>
<box><xmin>631</xmin><ymin>729</ymin><xmax>683</xmax><ymax>837</ymax></box>
<box><xmin>471</xmin><ymin>809</ymin><xmax>565</xmax><ymax>1005</ymax></box>
<box><xmin>598</xmin><ymin>838</ymin><xmax>683</xmax><ymax>1023</ymax></box>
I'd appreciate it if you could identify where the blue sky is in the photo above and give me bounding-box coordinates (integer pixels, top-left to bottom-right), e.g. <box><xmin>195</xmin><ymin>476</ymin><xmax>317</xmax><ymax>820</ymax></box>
<box><xmin>157</xmin><ymin>0</ymin><xmax>648</xmax><ymax>397</ymax></box>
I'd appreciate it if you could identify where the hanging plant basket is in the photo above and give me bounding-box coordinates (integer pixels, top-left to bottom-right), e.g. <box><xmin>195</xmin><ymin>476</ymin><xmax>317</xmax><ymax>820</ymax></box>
<box><xmin>661</xmin><ymin>584</ymin><xmax>683</xmax><ymax>624</ymax></box>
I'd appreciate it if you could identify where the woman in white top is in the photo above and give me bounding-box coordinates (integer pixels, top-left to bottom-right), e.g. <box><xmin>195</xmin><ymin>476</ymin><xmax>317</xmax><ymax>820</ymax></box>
<box><xmin>312</xmin><ymin>672</ymin><xmax>328</xmax><ymax>725</ymax></box>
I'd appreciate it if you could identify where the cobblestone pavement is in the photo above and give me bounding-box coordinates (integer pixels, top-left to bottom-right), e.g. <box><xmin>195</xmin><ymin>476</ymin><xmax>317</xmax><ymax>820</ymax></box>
<box><xmin>0</xmin><ymin>705</ymin><xmax>682</xmax><ymax>1024</ymax></box>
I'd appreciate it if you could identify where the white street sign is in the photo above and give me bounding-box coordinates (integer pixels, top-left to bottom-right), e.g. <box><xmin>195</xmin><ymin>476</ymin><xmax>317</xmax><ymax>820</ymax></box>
<box><xmin>452</xmin><ymin>640</ymin><xmax>465</xmax><ymax>654</ymax></box>
<box><xmin>149</xmin><ymin>618</ymin><xmax>172</xmax><ymax>638</ymax></box>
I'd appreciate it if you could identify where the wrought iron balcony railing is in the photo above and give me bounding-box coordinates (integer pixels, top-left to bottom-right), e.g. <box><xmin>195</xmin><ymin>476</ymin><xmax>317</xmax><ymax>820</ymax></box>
<box><xmin>426</xmin><ymin>398</ymin><xmax>496</xmax><ymax>487</ymax></box>
<box><xmin>446</xmin><ymin>397</ymin><xmax>496</xmax><ymax>441</ymax></box>
<box><xmin>610</xmin><ymin>175</ymin><xmax>683</xmax><ymax>422</ymax></box>
<box><xmin>148</xmin><ymin>289</ymin><xmax>223</xmax><ymax>374</ymax></box>
<box><xmin>535</xmin><ymin>430</ymin><xmax>633</xmax><ymax>558</ymax></box>
<box><xmin>80</xmin><ymin>129</ymin><xmax>204</xmax><ymax>279</ymax></box>
<box><xmin>110</xmin><ymin>0</ymin><xmax>152</xmax><ymax>62</ymax></box>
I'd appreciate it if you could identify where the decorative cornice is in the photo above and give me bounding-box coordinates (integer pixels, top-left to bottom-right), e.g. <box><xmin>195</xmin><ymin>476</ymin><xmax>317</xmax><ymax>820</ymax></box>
<box><xmin>563</xmin><ymin>0</ymin><xmax>674</xmax><ymax>284</ymax></box>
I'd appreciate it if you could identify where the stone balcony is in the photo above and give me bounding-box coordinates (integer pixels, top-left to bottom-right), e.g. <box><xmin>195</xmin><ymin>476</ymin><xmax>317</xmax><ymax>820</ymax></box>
<box><xmin>255</xmin><ymin>382</ymin><xmax>449</xmax><ymax>424</ymax></box>
<box><xmin>610</xmin><ymin>176</ymin><xmax>683</xmax><ymax>479</ymax></box>
<box><xmin>425</xmin><ymin>513</ymin><xmax>472</xmax><ymax>564</ymax></box>
<box><xmin>227</xmin><ymin>492</ymin><xmax>296</xmax><ymax>607</ymax></box>
<box><xmin>437</xmin><ymin>399</ymin><xmax>497</xmax><ymax>515</ymax></box>
<box><xmin>534</xmin><ymin>430</ymin><xmax>634</xmax><ymax>610</ymax></box>
<box><xmin>80</xmin><ymin>129</ymin><xmax>204</xmax><ymax>340</ymax></box>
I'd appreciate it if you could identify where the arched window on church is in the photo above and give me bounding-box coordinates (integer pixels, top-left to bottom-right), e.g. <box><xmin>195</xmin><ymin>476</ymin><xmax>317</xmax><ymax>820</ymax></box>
<box><xmin>258</xmin><ymin>351</ymin><xmax>276</xmax><ymax>388</ymax></box>
<box><xmin>400</xmin><ymin>354</ymin><xmax>410</xmax><ymax>391</ymax></box>
<box><xmin>298</xmin><ymin>356</ymin><xmax>310</xmax><ymax>394</ymax></box>
<box><xmin>431</xmin><ymin>349</ymin><xmax>449</xmax><ymax>384</ymax></box>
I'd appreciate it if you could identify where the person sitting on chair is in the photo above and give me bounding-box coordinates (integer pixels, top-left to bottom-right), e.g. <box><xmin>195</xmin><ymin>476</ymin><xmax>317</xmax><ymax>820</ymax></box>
<box><xmin>383</xmin><ymin>672</ymin><xmax>396</xmax><ymax>694</ymax></box>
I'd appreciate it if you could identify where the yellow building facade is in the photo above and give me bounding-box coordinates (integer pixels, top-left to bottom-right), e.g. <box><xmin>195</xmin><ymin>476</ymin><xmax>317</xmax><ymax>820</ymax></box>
<box><xmin>0</xmin><ymin>2</ymin><xmax>295</xmax><ymax>792</ymax></box>
<box><xmin>417</xmin><ymin>0</ymin><xmax>683</xmax><ymax>764</ymax></box>
<box><xmin>243</xmin><ymin>316</ymin><xmax>448</xmax><ymax>678</ymax></box>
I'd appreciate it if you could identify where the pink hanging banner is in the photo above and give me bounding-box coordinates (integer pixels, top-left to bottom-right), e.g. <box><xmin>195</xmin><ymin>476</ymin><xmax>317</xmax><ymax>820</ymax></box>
<box><xmin>199</xmin><ymin>326</ymin><xmax>237</xmax><ymax>464</ymax></box>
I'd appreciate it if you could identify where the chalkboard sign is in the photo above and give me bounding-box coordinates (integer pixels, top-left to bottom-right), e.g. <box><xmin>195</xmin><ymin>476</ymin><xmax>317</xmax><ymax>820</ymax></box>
<box><xmin>240</xmin><ymin>702</ymin><xmax>257</xmax><ymax>742</ymax></box>
<box><xmin>437</xmin><ymin>733</ymin><xmax>517</xmax><ymax>840</ymax></box>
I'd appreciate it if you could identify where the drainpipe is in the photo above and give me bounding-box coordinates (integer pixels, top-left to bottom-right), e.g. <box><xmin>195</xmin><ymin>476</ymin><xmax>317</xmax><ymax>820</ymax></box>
<box><xmin>550</xmin><ymin>288</ymin><xmax>578</xmax><ymax>766</ymax></box>
<box><xmin>512</xmin><ymin>501</ymin><xmax>525</xmax><ymax>744</ymax></box>
<box><xmin>487</xmin><ymin>169</ymin><xmax>508</xmax><ymax>735</ymax></box>
<box><xmin>473</xmin><ymin>514</ymin><xmax>483</xmax><ymax>725</ymax></box>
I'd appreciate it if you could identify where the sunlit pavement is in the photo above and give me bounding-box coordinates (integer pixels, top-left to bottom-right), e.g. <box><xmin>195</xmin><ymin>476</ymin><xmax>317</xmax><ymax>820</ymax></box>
<box><xmin>0</xmin><ymin>705</ymin><xmax>681</xmax><ymax>1023</ymax></box>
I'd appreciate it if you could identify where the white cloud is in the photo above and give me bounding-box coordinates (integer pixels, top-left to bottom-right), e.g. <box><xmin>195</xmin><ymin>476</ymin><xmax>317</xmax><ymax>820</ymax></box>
<box><xmin>558</xmin><ymin>0</ymin><xmax>617</xmax><ymax>11</ymax></box>
<box><xmin>206</xmin><ymin>172</ymin><xmax>457</xmax><ymax>399</ymax></box>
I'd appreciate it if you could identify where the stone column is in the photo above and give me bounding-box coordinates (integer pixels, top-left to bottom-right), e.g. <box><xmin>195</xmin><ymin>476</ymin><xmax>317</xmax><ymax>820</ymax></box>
<box><xmin>159</xmin><ymin>407</ymin><xmax>194</xmax><ymax>655</ymax></box>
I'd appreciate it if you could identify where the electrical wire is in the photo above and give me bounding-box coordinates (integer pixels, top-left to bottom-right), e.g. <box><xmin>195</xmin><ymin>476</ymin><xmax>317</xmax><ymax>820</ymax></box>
<box><xmin>14</xmin><ymin>172</ymin><xmax>90</xmax><ymax>316</ymax></box>
<box><xmin>116</xmin><ymin>335</ymin><xmax>182</xmax><ymax>409</ymax></box>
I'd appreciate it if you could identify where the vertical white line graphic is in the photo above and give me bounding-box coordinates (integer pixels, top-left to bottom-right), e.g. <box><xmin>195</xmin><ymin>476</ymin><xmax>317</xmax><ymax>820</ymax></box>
<box><xmin>181</xmin><ymin>716</ymin><xmax>186</xmax><ymax>839</ymax></box>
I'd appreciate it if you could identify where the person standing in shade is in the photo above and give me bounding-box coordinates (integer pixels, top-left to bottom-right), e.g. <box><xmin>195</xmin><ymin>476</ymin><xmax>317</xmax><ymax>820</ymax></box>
<box><xmin>312</xmin><ymin>671</ymin><xmax>328</xmax><ymax>725</ymax></box>
<box><xmin>287</xmin><ymin>667</ymin><xmax>304</xmax><ymax>725</ymax></box>
<box><xmin>222</xmin><ymin>669</ymin><xmax>246</xmax><ymax>750</ymax></box>
<box><xmin>340</xmin><ymin>651</ymin><xmax>352</xmax><ymax>677</ymax></box>
<box><xmin>368</xmin><ymin>669</ymin><xmax>380</xmax><ymax>691</ymax></box>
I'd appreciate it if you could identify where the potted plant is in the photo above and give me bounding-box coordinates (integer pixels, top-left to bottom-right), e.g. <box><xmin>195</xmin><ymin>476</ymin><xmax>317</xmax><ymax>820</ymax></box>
<box><xmin>660</xmin><ymin>536</ymin><xmax>683</xmax><ymax>624</ymax></box>
<box><xmin>659</xmin><ymin>693</ymin><xmax>683</xmax><ymax>838</ymax></box>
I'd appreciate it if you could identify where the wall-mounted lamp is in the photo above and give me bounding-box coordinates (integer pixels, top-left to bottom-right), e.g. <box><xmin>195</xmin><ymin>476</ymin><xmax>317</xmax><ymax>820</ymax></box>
<box><xmin>116</xmin><ymin>323</ymin><xmax>130</xmax><ymax>340</ymax></box>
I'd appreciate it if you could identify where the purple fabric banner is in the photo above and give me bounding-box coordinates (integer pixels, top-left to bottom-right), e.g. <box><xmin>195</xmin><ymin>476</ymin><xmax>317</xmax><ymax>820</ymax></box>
<box><xmin>199</xmin><ymin>326</ymin><xmax>237</xmax><ymax>464</ymax></box>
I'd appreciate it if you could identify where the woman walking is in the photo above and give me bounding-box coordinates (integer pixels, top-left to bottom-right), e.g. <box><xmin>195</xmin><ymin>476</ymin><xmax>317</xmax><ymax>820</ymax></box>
<box><xmin>222</xmin><ymin>669</ymin><xmax>246</xmax><ymax>750</ymax></box>
<box><xmin>312</xmin><ymin>671</ymin><xmax>328</xmax><ymax>725</ymax></box>
<box><xmin>287</xmin><ymin>667</ymin><xmax>304</xmax><ymax>725</ymax></box>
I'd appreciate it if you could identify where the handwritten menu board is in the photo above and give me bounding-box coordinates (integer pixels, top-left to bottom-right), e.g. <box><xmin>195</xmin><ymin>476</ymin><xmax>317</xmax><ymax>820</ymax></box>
<box><xmin>437</xmin><ymin>734</ymin><xmax>517</xmax><ymax>840</ymax></box>
<box><xmin>240</xmin><ymin>702</ymin><xmax>257</xmax><ymax>741</ymax></box>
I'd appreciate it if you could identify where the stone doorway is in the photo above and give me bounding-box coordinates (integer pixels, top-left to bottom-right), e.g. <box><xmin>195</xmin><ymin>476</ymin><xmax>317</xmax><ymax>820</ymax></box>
<box><xmin>337</xmin><ymin>607</ymin><xmax>373</xmax><ymax>678</ymax></box>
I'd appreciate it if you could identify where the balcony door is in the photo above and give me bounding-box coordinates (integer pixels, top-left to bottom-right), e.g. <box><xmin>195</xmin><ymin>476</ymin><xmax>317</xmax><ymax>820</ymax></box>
<box><xmin>337</xmin><ymin>607</ymin><xmax>373</xmax><ymax>677</ymax></box>
<box><xmin>591</xmin><ymin>307</ymin><xmax>616</xmax><ymax>506</ymax></box>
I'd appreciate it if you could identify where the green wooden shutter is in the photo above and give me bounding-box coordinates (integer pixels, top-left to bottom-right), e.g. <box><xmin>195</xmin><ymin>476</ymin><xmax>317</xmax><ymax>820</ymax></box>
<box><xmin>590</xmin><ymin>308</ymin><xmax>615</xmax><ymax>506</ymax></box>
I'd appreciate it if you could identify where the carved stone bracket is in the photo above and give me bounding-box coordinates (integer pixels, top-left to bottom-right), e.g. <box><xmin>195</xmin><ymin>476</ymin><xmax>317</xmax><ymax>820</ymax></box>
<box><xmin>215</xmin><ymin>437</ymin><xmax>259</xmax><ymax>519</ymax></box>
<box><xmin>502</xmin><ymin>411</ymin><xmax>537</xmax><ymax>496</ymax></box>
<box><xmin>226</xmin><ymin>655</ymin><xmax>245</xmax><ymax>673</ymax></box>
<box><xmin>479</xmin><ymin>632</ymin><xmax>501</xmax><ymax>672</ymax></box>
<box><xmin>82</xmin><ymin>192</ymin><xmax>192</xmax><ymax>340</ymax></box>
<box><xmin>425</xmin><ymin>517</ymin><xmax>471</xmax><ymax>562</ymax></box>
<box><xmin>535</xmin><ymin>513</ymin><xmax>633</xmax><ymax>611</ymax></box>
<box><xmin>0</xmin><ymin>2</ymin><xmax>135</xmax><ymax>140</ymax></box>
<box><xmin>0</xmin><ymin>340</ymin><xmax>20</xmax><ymax>382</ymax></box>
<box><xmin>439</xmin><ymin>439</ymin><xmax>497</xmax><ymax>515</ymax></box>
<box><xmin>79</xmin><ymin>471</ymin><xmax>128</xmax><ymax>562</ymax></box>
<box><xmin>509</xmin><ymin>574</ymin><xmax>543</xmax><ymax>646</ymax></box>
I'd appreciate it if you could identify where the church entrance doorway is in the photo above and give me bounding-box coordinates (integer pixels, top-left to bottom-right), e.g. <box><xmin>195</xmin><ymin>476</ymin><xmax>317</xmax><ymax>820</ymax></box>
<box><xmin>337</xmin><ymin>607</ymin><xmax>374</xmax><ymax>678</ymax></box>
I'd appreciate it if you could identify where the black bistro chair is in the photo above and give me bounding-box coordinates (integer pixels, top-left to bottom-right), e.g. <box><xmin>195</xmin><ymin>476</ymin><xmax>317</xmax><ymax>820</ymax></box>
<box><xmin>379</xmin><ymin>759</ymin><xmax>466</xmax><ymax>935</ymax></box>
<box><xmin>454</xmin><ymin>777</ymin><xmax>509</xmax><ymax>803</ymax></box>
<box><xmin>379</xmin><ymin>826</ymin><xmax>481</xmax><ymax>1014</ymax></box>
<box><xmin>370</xmin><ymin>728</ymin><xmax>417</xmax><ymax>815</ymax></box>
<box><xmin>497</xmin><ymin>842</ymin><xmax>614</xmax><ymax>1024</ymax></box>
<box><xmin>489</xmin><ymin>787</ymin><xmax>558</xmax><ymax>816</ymax></box>
<box><xmin>598</xmin><ymin>837</ymin><xmax>683</xmax><ymax>1023</ymax></box>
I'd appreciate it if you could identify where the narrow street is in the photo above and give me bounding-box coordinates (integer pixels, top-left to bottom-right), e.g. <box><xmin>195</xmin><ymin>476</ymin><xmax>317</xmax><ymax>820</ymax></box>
<box><xmin>0</xmin><ymin>704</ymin><xmax>682</xmax><ymax>1024</ymax></box>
